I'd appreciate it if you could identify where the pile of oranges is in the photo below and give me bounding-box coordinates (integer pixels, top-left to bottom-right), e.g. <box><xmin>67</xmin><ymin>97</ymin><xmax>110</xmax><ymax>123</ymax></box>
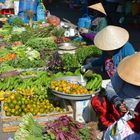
<box><xmin>51</xmin><ymin>80</ymin><xmax>89</xmax><ymax>95</ymax></box>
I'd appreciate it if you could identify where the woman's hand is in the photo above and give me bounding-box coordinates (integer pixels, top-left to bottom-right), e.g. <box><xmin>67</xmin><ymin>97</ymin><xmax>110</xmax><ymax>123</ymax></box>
<box><xmin>119</xmin><ymin>101</ymin><xmax>128</xmax><ymax>113</ymax></box>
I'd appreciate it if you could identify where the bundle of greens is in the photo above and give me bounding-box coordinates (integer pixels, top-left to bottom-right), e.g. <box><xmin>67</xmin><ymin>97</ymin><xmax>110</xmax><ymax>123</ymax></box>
<box><xmin>76</xmin><ymin>46</ymin><xmax>102</xmax><ymax>65</ymax></box>
<box><xmin>5</xmin><ymin>46</ymin><xmax>45</xmax><ymax>68</ymax></box>
<box><xmin>11</xmin><ymin>17</ymin><xmax>24</xmax><ymax>27</ymax></box>
<box><xmin>25</xmin><ymin>37</ymin><xmax>56</xmax><ymax>52</ymax></box>
<box><xmin>43</xmin><ymin>115</ymin><xmax>90</xmax><ymax>140</ymax></box>
<box><xmin>14</xmin><ymin>113</ymin><xmax>43</xmax><ymax>140</ymax></box>
<box><xmin>61</xmin><ymin>53</ymin><xmax>80</xmax><ymax>70</ymax></box>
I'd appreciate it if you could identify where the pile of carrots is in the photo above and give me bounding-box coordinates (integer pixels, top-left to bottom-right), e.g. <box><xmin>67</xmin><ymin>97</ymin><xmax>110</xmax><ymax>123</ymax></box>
<box><xmin>0</xmin><ymin>53</ymin><xmax>16</xmax><ymax>63</ymax></box>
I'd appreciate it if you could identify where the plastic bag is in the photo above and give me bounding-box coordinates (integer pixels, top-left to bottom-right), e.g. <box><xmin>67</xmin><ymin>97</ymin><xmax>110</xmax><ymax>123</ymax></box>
<box><xmin>4</xmin><ymin>0</ymin><xmax>13</xmax><ymax>8</ymax></box>
<box><xmin>37</xmin><ymin>3</ymin><xmax>46</xmax><ymax>22</ymax></box>
<box><xmin>103</xmin><ymin>112</ymin><xmax>140</xmax><ymax>140</ymax></box>
<box><xmin>18</xmin><ymin>0</ymin><xmax>39</xmax><ymax>23</ymax></box>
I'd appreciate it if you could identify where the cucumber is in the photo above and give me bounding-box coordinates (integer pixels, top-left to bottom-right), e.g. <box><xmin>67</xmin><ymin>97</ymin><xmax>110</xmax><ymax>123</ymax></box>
<box><xmin>95</xmin><ymin>81</ymin><xmax>102</xmax><ymax>90</ymax></box>
<box><xmin>86</xmin><ymin>80</ymin><xmax>93</xmax><ymax>90</ymax></box>
<box><xmin>93</xmin><ymin>74</ymin><xmax>102</xmax><ymax>90</ymax></box>
<box><xmin>89</xmin><ymin>77</ymin><xmax>98</xmax><ymax>90</ymax></box>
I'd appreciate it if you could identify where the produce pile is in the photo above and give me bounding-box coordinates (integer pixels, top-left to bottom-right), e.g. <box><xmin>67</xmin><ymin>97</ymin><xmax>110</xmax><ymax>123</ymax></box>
<box><xmin>14</xmin><ymin>113</ymin><xmax>91</xmax><ymax>140</ymax></box>
<box><xmin>44</xmin><ymin>115</ymin><xmax>90</xmax><ymax>140</ymax></box>
<box><xmin>50</xmin><ymin>73</ymin><xmax>102</xmax><ymax>95</ymax></box>
<box><xmin>0</xmin><ymin>70</ymin><xmax>81</xmax><ymax>116</ymax></box>
<box><xmin>0</xmin><ymin>18</ymin><xmax>103</xmax><ymax>137</ymax></box>
<box><xmin>0</xmin><ymin>71</ymin><xmax>51</xmax><ymax>99</ymax></box>
<box><xmin>14</xmin><ymin>113</ymin><xmax>43</xmax><ymax>140</ymax></box>
<box><xmin>0</xmin><ymin>70</ymin><xmax>81</xmax><ymax>100</ymax></box>
<box><xmin>0</xmin><ymin>44</ymin><xmax>101</xmax><ymax>72</ymax></box>
<box><xmin>0</xmin><ymin>21</ymin><xmax>102</xmax><ymax>73</ymax></box>
<box><xmin>51</xmin><ymin>80</ymin><xmax>89</xmax><ymax>95</ymax></box>
<box><xmin>85</xmin><ymin>73</ymin><xmax>102</xmax><ymax>91</ymax></box>
<box><xmin>3</xmin><ymin>91</ymin><xmax>63</xmax><ymax>116</ymax></box>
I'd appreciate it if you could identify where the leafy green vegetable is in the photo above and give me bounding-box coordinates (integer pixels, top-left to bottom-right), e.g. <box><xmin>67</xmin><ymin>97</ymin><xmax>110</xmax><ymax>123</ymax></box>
<box><xmin>11</xmin><ymin>17</ymin><xmax>24</xmax><ymax>27</ymax></box>
<box><xmin>14</xmin><ymin>113</ymin><xmax>43</xmax><ymax>140</ymax></box>
<box><xmin>10</xmin><ymin>33</ymin><xmax>22</xmax><ymax>42</ymax></box>
<box><xmin>43</xmin><ymin>116</ymin><xmax>90</xmax><ymax>140</ymax></box>
<box><xmin>25</xmin><ymin>37</ymin><xmax>56</xmax><ymax>51</ymax></box>
<box><xmin>51</xmin><ymin>27</ymin><xmax>64</xmax><ymax>38</ymax></box>
<box><xmin>61</xmin><ymin>53</ymin><xmax>80</xmax><ymax>70</ymax></box>
<box><xmin>76</xmin><ymin>46</ymin><xmax>102</xmax><ymax>65</ymax></box>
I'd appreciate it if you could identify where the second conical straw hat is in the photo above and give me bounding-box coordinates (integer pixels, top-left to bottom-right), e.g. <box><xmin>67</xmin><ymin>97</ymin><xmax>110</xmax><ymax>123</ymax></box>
<box><xmin>88</xmin><ymin>3</ymin><xmax>106</xmax><ymax>15</ymax></box>
<box><xmin>117</xmin><ymin>52</ymin><xmax>140</xmax><ymax>86</ymax></box>
<box><xmin>94</xmin><ymin>25</ymin><xmax>129</xmax><ymax>51</ymax></box>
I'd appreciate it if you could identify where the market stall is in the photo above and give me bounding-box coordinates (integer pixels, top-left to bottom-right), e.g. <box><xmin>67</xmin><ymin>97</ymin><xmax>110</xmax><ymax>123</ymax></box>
<box><xmin>0</xmin><ymin>1</ymin><xmax>105</xmax><ymax>138</ymax></box>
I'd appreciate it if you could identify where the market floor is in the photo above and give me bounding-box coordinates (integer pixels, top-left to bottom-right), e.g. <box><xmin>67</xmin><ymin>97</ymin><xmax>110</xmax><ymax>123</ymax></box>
<box><xmin>46</xmin><ymin>1</ymin><xmax>140</xmax><ymax>51</ymax></box>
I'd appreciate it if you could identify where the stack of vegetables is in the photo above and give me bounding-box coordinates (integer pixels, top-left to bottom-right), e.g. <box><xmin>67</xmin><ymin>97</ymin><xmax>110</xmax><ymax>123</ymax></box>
<box><xmin>43</xmin><ymin>115</ymin><xmax>90</xmax><ymax>140</ymax></box>
<box><xmin>1</xmin><ymin>70</ymin><xmax>102</xmax><ymax>117</ymax></box>
<box><xmin>0</xmin><ymin>70</ymin><xmax>79</xmax><ymax>116</ymax></box>
<box><xmin>50</xmin><ymin>73</ymin><xmax>102</xmax><ymax>95</ymax></box>
<box><xmin>14</xmin><ymin>113</ymin><xmax>43</xmax><ymax>140</ymax></box>
<box><xmin>3</xmin><ymin>90</ymin><xmax>63</xmax><ymax>117</ymax></box>
<box><xmin>14</xmin><ymin>114</ymin><xmax>91</xmax><ymax>140</ymax></box>
<box><xmin>0</xmin><ymin>21</ymin><xmax>102</xmax><ymax>73</ymax></box>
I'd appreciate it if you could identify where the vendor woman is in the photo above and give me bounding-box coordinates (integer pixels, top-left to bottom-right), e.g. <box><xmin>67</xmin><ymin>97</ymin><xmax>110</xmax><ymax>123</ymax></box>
<box><xmin>92</xmin><ymin>52</ymin><xmax>140</xmax><ymax>133</ymax></box>
<box><xmin>80</xmin><ymin>2</ymin><xmax>108</xmax><ymax>43</ymax></box>
<box><xmin>81</xmin><ymin>25</ymin><xmax>135</xmax><ymax>79</ymax></box>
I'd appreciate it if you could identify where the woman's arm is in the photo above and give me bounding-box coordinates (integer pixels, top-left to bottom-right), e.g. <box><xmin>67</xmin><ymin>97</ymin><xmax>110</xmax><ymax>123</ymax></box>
<box><xmin>106</xmin><ymin>73</ymin><xmax>124</xmax><ymax>109</ymax></box>
<box><xmin>124</xmin><ymin>42</ymin><xmax>135</xmax><ymax>55</ymax></box>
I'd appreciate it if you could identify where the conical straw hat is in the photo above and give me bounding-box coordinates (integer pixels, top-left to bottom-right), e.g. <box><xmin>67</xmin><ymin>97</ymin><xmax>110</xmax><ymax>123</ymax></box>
<box><xmin>94</xmin><ymin>25</ymin><xmax>129</xmax><ymax>51</ymax></box>
<box><xmin>88</xmin><ymin>3</ymin><xmax>106</xmax><ymax>15</ymax></box>
<box><xmin>117</xmin><ymin>52</ymin><xmax>140</xmax><ymax>86</ymax></box>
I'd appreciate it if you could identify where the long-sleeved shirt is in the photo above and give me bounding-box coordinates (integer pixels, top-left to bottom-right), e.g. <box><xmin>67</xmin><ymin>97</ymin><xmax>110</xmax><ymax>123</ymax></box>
<box><xmin>92</xmin><ymin>17</ymin><xmax>108</xmax><ymax>34</ymax></box>
<box><xmin>106</xmin><ymin>72</ymin><xmax>140</xmax><ymax>110</ymax></box>
<box><xmin>91</xmin><ymin>42</ymin><xmax>135</xmax><ymax>68</ymax></box>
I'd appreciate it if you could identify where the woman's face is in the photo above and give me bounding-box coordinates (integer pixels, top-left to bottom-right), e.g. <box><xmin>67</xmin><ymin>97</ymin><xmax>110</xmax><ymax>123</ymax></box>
<box><xmin>104</xmin><ymin>50</ymin><xmax>114</xmax><ymax>56</ymax></box>
<box><xmin>104</xmin><ymin>48</ymin><xmax>120</xmax><ymax>56</ymax></box>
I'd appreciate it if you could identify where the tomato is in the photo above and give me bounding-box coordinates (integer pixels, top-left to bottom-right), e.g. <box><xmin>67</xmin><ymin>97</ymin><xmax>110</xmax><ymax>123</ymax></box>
<box><xmin>47</xmin><ymin>15</ymin><xmax>60</xmax><ymax>26</ymax></box>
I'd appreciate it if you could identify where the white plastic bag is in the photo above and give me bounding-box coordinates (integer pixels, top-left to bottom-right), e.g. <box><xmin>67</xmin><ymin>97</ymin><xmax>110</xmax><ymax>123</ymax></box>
<box><xmin>4</xmin><ymin>0</ymin><xmax>13</xmax><ymax>8</ymax></box>
<box><xmin>103</xmin><ymin>112</ymin><xmax>140</xmax><ymax>140</ymax></box>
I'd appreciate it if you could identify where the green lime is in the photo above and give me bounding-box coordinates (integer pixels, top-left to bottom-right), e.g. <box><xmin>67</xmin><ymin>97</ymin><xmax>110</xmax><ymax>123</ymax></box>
<box><xmin>9</xmin><ymin>103</ymin><xmax>15</xmax><ymax>109</ymax></box>
<box><xmin>24</xmin><ymin>100</ymin><xmax>28</xmax><ymax>105</ymax></box>
<box><xmin>15</xmin><ymin>105</ymin><xmax>20</xmax><ymax>110</ymax></box>
<box><xmin>21</xmin><ymin>104</ymin><xmax>26</xmax><ymax>109</ymax></box>
<box><xmin>16</xmin><ymin>94</ymin><xmax>22</xmax><ymax>100</ymax></box>
<box><xmin>40</xmin><ymin>108</ymin><xmax>44</xmax><ymax>113</ymax></box>
<box><xmin>18</xmin><ymin>101</ymin><xmax>22</xmax><ymax>105</ymax></box>
<box><xmin>11</xmin><ymin>109</ymin><xmax>15</xmax><ymax>113</ymax></box>
<box><xmin>12</xmin><ymin>100</ymin><xmax>17</xmax><ymax>105</ymax></box>
<box><xmin>15</xmin><ymin>111</ymin><xmax>20</xmax><ymax>116</ymax></box>
<box><xmin>5</xmin><ymin>112</ymin><xmax>11</xmax><ymax>116</ymax></box>
<box><xmin>21</xmin><ymin>112</ymin><xmax>25</xmax><ymax>116</ymax></box>
<box><xmin>3</xmin><ymin>102</ymin><xmax>9</xmax><ymax>107</ymax></box>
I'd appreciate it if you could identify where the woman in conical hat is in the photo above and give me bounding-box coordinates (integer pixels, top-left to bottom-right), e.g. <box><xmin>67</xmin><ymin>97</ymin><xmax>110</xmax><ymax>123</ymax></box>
<box><xmin>80</xmin><ymin>2</ymin><xmax>108</xmax><ymax>44</ymax></box>
<box><xmin>91</xmin><ymin>53</ymin><xmax>140</xmax><ymax>133</ymax></box>
<box><xmin>88</xmin><ymin>2</ymin><xmax>107</xmax><ymax>33</ymax></box>
<box><xmin>106</xmin><ymin>52</ymin><xmax>140</xmax><ymax>132</ymax></box>
<box><xmin>81</xmin><ymin>25</ymin><xmax>135</xmax><ymax>79</ymax></box>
